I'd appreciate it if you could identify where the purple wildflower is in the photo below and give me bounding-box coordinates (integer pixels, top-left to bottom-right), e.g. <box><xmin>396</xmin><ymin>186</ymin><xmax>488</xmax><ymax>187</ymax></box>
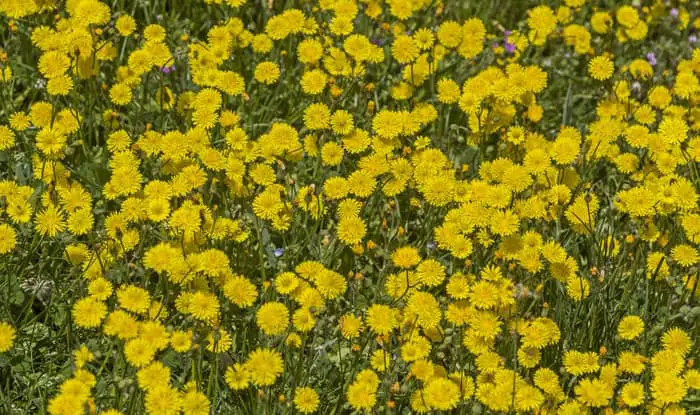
<box><xmin>646</xmin><ymin>52</ymin><xmax>657</xmax><ymax>67</ymax></box>
<box><xmin>503</xmin><ymin>30</ymin><xmax>515</xmax><ymax>54</ymax></box>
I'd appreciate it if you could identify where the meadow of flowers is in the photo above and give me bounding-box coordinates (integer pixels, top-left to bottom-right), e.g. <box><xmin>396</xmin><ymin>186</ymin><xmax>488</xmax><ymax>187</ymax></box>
<box><xmin>0</xmin><ymin>0</ymin><xmax>698</xmax><ymax>413</ymax></box>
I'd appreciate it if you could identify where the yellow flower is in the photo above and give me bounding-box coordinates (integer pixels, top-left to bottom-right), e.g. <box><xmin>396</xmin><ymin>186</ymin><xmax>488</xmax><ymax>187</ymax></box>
<box><xmin>137</xmin><ymin>361</ymin><xmax>171</xmax><ymax>391</ymax></box>
<box><xmin>187</xmin><ymin>291</ymin><xmax>220</xmax><ymax>321</ymax></box>
<box><xmin>620</xmin><ymin>382</ymin><xmax>645</xmax><ymax>407</ymax></box>
<box><xmin>662</xmin><ymin>327</ymin><xmax>692</xmax><ymax>356</ymax></box>
<box><xmin>527</xmin><ymin>5</ymin><xmax>557</xmax><ymax>45</ymax></box>
<box><xmin>347</xmin><ymin>370</ymin><xmax>379</xmax><ymax>411</ymax></box>
<box><xmin>72</xmin><ymin>297</ymin><xmax>107</xmax><ymax>328</ymax></box>
<box><xmin>616</xmin><ymin>5</ymin><xmax>639</xmax><ymax>28</ymax></box>
<box><xmin>225</xmin><ymin>363</ymin><xmax>250</xmax><ymax>390</ymax></box>
<box><xmin>0</xmin><ymin>321</ymin><xmax>16</xmax><ymax>352</ymax></box>
<box><xmin>117</xmin><ymin>285</ymin><xmax>151</xmax><ymax>315</ymax></box>
<box><xmin>365</xmin><ymin>304</ymin><xmax>398</xmax><ymax>336</ymax></box>
<box><xmin>618</xmin><ymin>315</ymin><xmax>644</xmax><ymax>340</ymax></box>
<box><xmin>340</xmin><ymin>314</ymin><xmax>363</xmax><ymax>339</ymax></box>
<box><xmin>304</xmin><ymin>103</ymin><xmax>331</xmax><ymax>130</ymax></box>
<box><xmin>110</xmin><ymin>83</ymin><xmax>132</xmax><ymax>106</ymax></box>
<box><xmin>181</xmin><ymin>390</ymin><xmax>210</xmax><ymax>415</ymax></box>
<box><xmin>245</xmin><ymin>348</ymin><xmax>283</xmax><ymax>386</ymax></box>
<box><xmin>589</xmin><ymin>55</ymin><xmax>614</xmax><ymax>80</ymax></box>
<box><xmin>651</xmin><ymin>373</ymin><xmax>688</xmax><ymax>404</ymax></box>
<box><xmin>223</xmin><ymin>275</ymin><xmax>257</xmax><ymax>307</ymax></box>
<box><xmin>254</xmin><ymin>61</ymin><xmax>280</xmax><ymax>84</ymax></box>
<box><xmin>563</xmin><ymin>350</ymin><xmax>599</xmax><ymax>376</ymax></box>
<box><xmin>0</xmin><ymin>224</ymin><xmax>17</xmax><ymax>254</ymax></box>
<box><xmin>294</xmin><ymin>387</ymin><xmax>320</xmax><ymax>413</ymax></box>
<box><xmin>256</xmin><ymin>302</ymin><xmax>289</xmax><ymax>336</ymax></box>
<box><xmin>574</xmin><ymin>378</ymin><xmax>613</xmax><ymax>407</ymax></box>
<box><xmin>206</xmin><ymin>329</ymin><xmax>232</xmax><ymax>353</ymax></box>
<box><xmin>115</xmin><ymin>15</ymin><xmax>137</xmax><ymax>36</ymax></box>
<box><xmin>423</xmin><ymin>378</ymin><xmax>459</xmax><ymax>410</ymax></box>
<box><xmin>392</xmin><ymin>36</ymin><xmax>419</xmax><ymax>64</ymax></box>
<box><xmin>124</xmin><ymin>338</ymin><xmax>156</xmax><ymax>367</ymax></box>
<box><xmin>337</xmin><ymin>215</ymin><xmax>366</xmax><ymax>245</ymax></box>
<box><xmin>170</xmin><ymin>330</ymin><xmax>192</xmax><ymax>352</ymax></box>
<box><xmin>391</xmin><ymin>246</ymin><xmax>421</xmax><ymax>268</ymax></box>
<box><xmin>321</xmin><ymin>142</ymin><xmax>344</xmax><ymax>166</ymax></box>
<box><xmin>300</xmin><ymin>69</ymin><xmax>327</xmax><ymax>95</ymax></box>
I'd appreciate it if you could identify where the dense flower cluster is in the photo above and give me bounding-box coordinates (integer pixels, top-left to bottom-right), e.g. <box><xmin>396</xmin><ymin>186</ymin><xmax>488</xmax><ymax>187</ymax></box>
<box><xmin>0</xmin><ymin>0</ymin><xmax>698</xmax><ymax>414</ymax></box>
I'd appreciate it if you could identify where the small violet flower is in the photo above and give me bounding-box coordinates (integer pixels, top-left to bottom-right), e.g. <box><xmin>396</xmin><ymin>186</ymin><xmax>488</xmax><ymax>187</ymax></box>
<box><xmin>504</xmin><ymin>30</ymin><xmax>515</xmax><ymax>54</ymax></box>
<box><xmin>646</xmin><ymin>52</ymin><xmax>657</xmax><ymax>67</ymax></box>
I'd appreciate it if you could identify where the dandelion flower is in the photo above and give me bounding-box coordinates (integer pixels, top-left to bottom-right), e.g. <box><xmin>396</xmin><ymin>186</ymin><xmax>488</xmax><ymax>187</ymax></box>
<box><xmin>245</xmin><ymin>348</ymin><xmax>283</xmax><ymax>386</ymax></box>
<box><xmin>294</xmin><ymin>387</ymin><xmax>320</xmax><ymax>413</ymax></box>
<box><xmin>0</xmin><ymin>322</ymin><xmax>16</xmax><ymax>352</ymax></box>
<box><xmin>588</xmin><ymin>55</ymin><xmax>614</xmax><ymax>80</ymax></box>
<box><xmin>256</xmin><ymin>302</ymin><xmax>289</xmax><ymax>336</ymax></box>
<box><xmin>618</xmin><ymin>315</ymin><xmax>644</xmax><ymax>340</ymax></box>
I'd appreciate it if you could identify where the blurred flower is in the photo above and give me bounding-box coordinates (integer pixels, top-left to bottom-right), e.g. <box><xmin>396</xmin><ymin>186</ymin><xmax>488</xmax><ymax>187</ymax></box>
<box><xmin>646</xmin><ymin>52</ymin><xmax>657</xmax><ymax>66</ymax></box>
